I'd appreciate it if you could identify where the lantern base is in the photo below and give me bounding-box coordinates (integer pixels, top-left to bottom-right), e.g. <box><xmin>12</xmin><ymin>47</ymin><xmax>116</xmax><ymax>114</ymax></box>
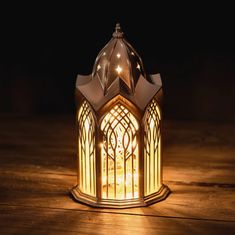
<box><xmin>71</xmin><ymin>184</ymin><xmax>170</xmax><ymax>209</ymax></box>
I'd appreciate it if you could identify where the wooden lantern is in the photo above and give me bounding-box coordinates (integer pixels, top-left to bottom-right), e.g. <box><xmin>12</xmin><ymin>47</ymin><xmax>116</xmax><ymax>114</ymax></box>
<box><xmin>71</xmin><ymin>23</ymin><xmax>170</xmax><ymax>208</ymax></box>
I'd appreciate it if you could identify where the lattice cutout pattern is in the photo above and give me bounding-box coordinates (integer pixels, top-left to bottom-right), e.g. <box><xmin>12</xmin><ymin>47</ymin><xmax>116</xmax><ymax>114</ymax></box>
<box><xmin>100</xmin><ymin>104</ymin><xmax>139</xmax><ymax>199</ymax></box>
<box><xmin>144</xmin><ymin>99</ymin><xmax>161</xmax><ymax>196</ymax></box>
<box><xmin>77</xmin><ymin>101</ymin><xmax>96</xmax><ymax>196</ymax></box>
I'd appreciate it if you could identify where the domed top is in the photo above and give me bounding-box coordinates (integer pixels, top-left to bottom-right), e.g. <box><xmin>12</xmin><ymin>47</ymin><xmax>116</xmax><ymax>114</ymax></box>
<box><xmin>76</xmin><ymin>23</ymin><xmax>162</xmax><ymax>112</ymax></box>
<box><xmin>92</xmin><ymin>23</ymin><xmax>147</xmax><ymax>95</ymax></box>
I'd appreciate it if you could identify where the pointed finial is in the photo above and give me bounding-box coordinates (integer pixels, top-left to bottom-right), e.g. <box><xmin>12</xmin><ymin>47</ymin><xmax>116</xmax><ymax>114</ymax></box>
<box><xmin>115</xmin><ymin>23</ymin><xmax>121</xmax><ymax>32</ymax></box>
<box><xmin>113</xmin><ymin>22</ymin><xmax>124</xmax><ymax>38</ymax></box>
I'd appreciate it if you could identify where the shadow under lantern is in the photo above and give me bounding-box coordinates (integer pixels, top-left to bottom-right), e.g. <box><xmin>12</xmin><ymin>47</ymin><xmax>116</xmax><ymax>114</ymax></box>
<box><xmin>71</xmin><ymin>23</ymin><xmax>170</xmax><ymax>208</ymax></box>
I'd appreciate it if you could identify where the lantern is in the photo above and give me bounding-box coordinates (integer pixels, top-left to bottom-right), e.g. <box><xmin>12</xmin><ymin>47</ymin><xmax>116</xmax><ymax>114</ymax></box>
<box><xmin>71</xmin><ymin>23</ymin><xmax>170</xmax><ymax>208</ymax></box>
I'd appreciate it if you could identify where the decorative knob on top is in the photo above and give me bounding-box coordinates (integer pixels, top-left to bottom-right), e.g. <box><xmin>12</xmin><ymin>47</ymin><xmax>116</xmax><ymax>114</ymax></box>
<box><xmin>113</xmin><ymin>23</ymin><xmax>124</xmax><ymax>38</ymax></box>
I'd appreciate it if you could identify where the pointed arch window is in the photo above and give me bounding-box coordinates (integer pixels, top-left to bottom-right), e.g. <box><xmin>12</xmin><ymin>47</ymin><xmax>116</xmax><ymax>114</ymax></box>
<box><xmin>77</xmin><ymin>100</ymin><xmax>96</xmax><ymax>196</ymax></box>
<box><xmin>100</xmin><ymin>103</ymin><xmax>139</xmax><ymax>199</ymax></box>
<box><xmin>144</xmin><ymin>99</ymin><xmax>161</xmax><ymax>196</ymax></box>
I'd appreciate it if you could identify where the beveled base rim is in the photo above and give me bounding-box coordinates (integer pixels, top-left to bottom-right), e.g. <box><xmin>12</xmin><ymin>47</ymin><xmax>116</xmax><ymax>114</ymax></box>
<box><xmin>70</xmin><ymin>184</ymin><xmax>170</xmax><ymax>209</ymax></box>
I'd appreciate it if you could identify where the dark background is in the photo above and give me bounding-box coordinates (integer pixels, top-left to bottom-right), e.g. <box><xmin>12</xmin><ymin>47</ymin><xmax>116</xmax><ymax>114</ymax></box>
<box><xmin>1</xmin><ymin>2</ymin><xmax>235</xmax><ymax>121</ymax></box>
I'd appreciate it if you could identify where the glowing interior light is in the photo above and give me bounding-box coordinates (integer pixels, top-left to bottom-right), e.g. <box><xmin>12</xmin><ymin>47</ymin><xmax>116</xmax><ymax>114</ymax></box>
<box><xmin>97</xmin><ymin>64</ymin><xmax>101</xmax><ymax>71</ymax></box>
<box><xmin>136</xmin><ymin>63</ymin><xmax>141</xmax><ymax>70</ymax></box>
<box><xmin>101</xmin><ymin>104</ymin><xmax>139</xmax><ymax>199</ymax></box>
<box><xmin>77</xmin><ymin>101</ymin><xmax>96</xmax><ymax>197</ymax></box>
<box><xmin>131</xmin><ymin>52</ymin><xmax>135</xmax><ymax>55</ymax></box>
<box><xmin>150</xmin><ymin>118</ymin><xmax>155</xmax><ymax>129</ymax></box>
<box><xmin>144</xmin><ymin>99</ymin><xmax>161</xmax><ymax>196</ymax></box>
<box><xmin>115</xmin><ymin>65</ymin><xmax>122</xmax><ymax>74</ymax></box>
<box><xmin>84</xmin><ymin>119</ymin><xmax>90</xmax><ymax>130</ymax></box>
<box><xmin>117</xmin><ymin>53</ymin><xmax>121</xmax><ymax>58</ymax></box>
<box><xmin>103</xmin><ymin>52</ymin><xmax>106</xmax><ymax>56</ymax></box>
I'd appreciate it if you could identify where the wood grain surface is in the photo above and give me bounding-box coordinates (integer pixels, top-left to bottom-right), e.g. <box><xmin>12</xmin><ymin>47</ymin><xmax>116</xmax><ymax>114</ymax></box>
<box><xmin>0</xmin><ymin>115</ymin><xmax>235</xmax><ymax>234</ymax></box>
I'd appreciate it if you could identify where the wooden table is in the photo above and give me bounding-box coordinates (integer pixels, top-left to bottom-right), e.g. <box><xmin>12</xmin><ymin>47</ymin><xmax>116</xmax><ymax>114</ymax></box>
<box><xmin>0</xmin><ymin>115</ymin><xmax>235</xmax><ymax>234</ymax></box>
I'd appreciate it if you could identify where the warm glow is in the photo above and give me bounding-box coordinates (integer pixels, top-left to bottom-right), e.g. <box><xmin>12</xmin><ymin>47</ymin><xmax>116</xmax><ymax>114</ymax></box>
<box><xmin>144</xmin><ymin>99</ymin><xmax>161</xmax><ymax>196</ymax></box>
<box><xmin>97</xmin><ymin>64</ymin><xmax>101</xmax><ymax>71</ymax></box>
<box><xmin>100</xmin><ymin>104</ymin><xmax>139</xmax><ymax>199</ymax></box>
<box><xmin>77</xmin><ymin>101</ymin><xmax>96</xmax><ymax>196</ymax></box>
<box><xmin>115</xmin><ymin>65</ymin><xmax>122</xmax><ymax>74</ymax></box>
<box><xmin>150</xmin><ymin>118</ymin><xmax>155</xmax><ymax>129</ymax></box>
<box><xmin>72</xmin><ymin>23</ymin><xmax>169</xmax><ymax>208</ymax></box>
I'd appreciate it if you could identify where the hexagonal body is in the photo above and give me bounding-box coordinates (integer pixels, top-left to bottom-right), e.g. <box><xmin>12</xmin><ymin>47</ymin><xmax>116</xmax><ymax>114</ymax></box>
<box><xmin>71</xmin><ymin>24</ymin><xmax>170</xmax><ymax>208</ymax></box>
